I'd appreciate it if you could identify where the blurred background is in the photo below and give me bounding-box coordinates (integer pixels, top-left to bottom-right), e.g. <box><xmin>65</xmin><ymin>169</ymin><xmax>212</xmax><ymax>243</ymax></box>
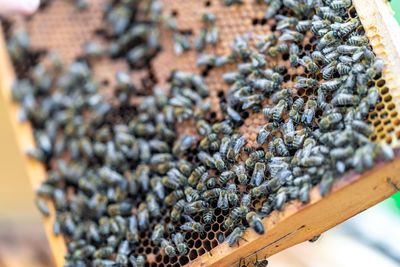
<box><xmin>0</xmin><ymin>1</ymin><xmax>400</xmax><ymax>266</ymax></box>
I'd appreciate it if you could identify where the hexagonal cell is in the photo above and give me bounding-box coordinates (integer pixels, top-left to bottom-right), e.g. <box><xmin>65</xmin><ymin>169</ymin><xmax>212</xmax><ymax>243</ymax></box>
<box><xmin>189</xmin><ymin>250</ymin><xmax>198</xmax><ymax>261</ymax></box>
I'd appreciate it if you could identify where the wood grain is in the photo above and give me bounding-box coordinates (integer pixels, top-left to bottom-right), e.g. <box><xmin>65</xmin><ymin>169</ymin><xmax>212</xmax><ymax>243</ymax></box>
<box><xmin>0</xmin><ymin>25</ymin><xmax>66</xmax><ymax>267</ymax></box>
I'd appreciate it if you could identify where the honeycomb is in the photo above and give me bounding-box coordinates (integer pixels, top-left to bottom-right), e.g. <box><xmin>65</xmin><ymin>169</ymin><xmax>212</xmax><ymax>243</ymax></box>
<box><xmin>2</xmin><ymin>0</ymin><xmax>400</xmax><ymax>266</ymax></box>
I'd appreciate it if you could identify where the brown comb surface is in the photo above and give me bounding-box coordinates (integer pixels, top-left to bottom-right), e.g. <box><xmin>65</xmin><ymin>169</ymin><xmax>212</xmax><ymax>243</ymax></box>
<box><xmin>2</xmin><ymin>0</ymin><xmax>400</xmax><ymax>266</ymax></box>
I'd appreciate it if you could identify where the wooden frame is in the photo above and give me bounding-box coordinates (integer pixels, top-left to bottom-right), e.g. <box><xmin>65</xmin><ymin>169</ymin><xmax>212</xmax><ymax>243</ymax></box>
<box><xmin>1</xmin><ymin>0</ymin><xmax>400</xmax><ymax>266</ymax></box>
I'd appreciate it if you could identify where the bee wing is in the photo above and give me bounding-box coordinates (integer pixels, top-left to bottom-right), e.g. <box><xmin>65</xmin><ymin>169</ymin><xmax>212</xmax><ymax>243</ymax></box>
<box><xmin>183</xmin><ymin>214</ymin><xmax>195</xmax><ymax>223</ymax></box>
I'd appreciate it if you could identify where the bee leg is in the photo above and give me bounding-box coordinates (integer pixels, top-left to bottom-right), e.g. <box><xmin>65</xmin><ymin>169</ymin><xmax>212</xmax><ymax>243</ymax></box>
<box><xmin>209</xmin><ymin>251</ymin><xmax>213</xmax><ymax>257</ymax></box>
<box><xmin>387</xmin><ymin>178</ymin><xmax>400</xmax><ymax>191</ymax></box>
<box><xmin>239</xmin><ymin>237</ymin><xmax>248</xmax><ymax>242</ymax></box>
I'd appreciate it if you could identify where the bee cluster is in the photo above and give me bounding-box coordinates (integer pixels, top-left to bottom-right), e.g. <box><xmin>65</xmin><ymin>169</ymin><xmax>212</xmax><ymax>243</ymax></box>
<box><xmin>4</xmin><ymin>0</ymin><xmax>397</xmax><ymax>266</ymax></box>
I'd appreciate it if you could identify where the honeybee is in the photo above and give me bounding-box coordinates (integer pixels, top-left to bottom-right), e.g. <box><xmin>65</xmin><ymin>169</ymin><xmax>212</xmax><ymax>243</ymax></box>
<box><xmin>251</xmin><ymin>162</ymin><xmax>266</xmax><ymax>186</ymax></box>
<box><xmin>257</xmin><ymin>123</ymin><xmax>274</xmax><ymax>146</ymax></box>
<box><xmin>188</xmin><ymin>166</ymin><xmax>207</xmax><ymax>187</ymax></box>
<box><xmin>279</xmin><ymin>29</ymin><xmax>304</xmax><ymax>43</ymax></box>
<box><xmin>161</xmin><ymin>239</ymin><xmax>176</xmax><ymax>257</ymax></box>
<box><xmin>219</xmin><ymin>170</ymin><xmax>235</xmax><ymax>184</ymax></box>
<box><xmin>234</xmin><ymin>164</ymin><xmax>248</xmax><ymax>184</ymax></box>
<box><xmin>302</xmin><ymin>98</ymin><xmax>318</xmax><ymax>125</ymax></box>
<box><xmin>255</xmin><ymin>34</ymin><xmax>277</xmax><ymax>53</ymax></box>
<box><xmin>267</xmin><ymin>43</ymin><xmax>289</xmax><ymax>57</ymax></box>
<box><xmin>318</xmin><ymin>113</ymin><xmax>342</xmax><ymax>130</ymax></box>
<box><xmin>180</xmin><ymin>215</ymin><xmax>204</xmax><ymax>233</ymax></box>
<box><xmin>319</xmin><ymin>171</ymin><xmax>334</xmax><ymax>197</ymax></box>
<box><xmin>203</xmin><ymin>208</ymin><xmax>214</xmax><ymax>224</ymax></box>
<box><xmin>295</xmin><ymin>76</ymin><xmax>318</xmax><ymax>88</ymax></box>
<box><xmin>226</xmin><ymin>226</ymin><xmax>247</xmax><ymax>247</ymax></box>
<box><xmin>184</xmin><ymin>200</ymin><xmax>209</xmax><ymax>214</ymax></box>
<box><xmin>126</xmin><ymin>215</ymin><xmax>139</xmax><ymax>243</ymax></box>
<box><xmin>246</xmin><ymin>212</ymin><xmax>264</xmax><ymax>235</ymax></box>
<box><xmin>165</xmin><ymin>190</ymin><xmax>184</xmax><ymax>206</ymax></box>
<box><xmin>172</xmin><ymin>232</ymin><xmax>188</xmax><ymax>255</ymax></box>
<box><xmin>213</xmin><ymin>152</ymin><xmax>226</xmax><ymax>171</ymax></box>
<box><xmin>35</xmin><ymin>198</ymin><xmax>50</xmax><ymax>216</ymax></box>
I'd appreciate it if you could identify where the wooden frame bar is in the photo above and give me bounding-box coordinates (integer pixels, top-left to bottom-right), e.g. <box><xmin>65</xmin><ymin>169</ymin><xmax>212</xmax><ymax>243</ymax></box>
<box><xmin>1</xmin><ymin>0</ymin><xmax>400</xmax><ymax>266</ymax></box>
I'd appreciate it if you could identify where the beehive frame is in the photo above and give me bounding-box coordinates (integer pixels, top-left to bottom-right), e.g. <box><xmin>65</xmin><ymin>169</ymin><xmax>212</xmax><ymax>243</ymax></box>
<box><xmin>1</xmin><ymin>0</ymin><xmax>400</xmax><ymax>266</ymax></box>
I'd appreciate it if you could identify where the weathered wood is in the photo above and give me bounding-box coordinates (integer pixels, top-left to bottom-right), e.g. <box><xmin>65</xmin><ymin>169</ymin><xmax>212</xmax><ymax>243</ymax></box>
<box><xmin>0</xmin><ymin>25</ymin><xmax>66</xmax><ymax>267</ymax></box>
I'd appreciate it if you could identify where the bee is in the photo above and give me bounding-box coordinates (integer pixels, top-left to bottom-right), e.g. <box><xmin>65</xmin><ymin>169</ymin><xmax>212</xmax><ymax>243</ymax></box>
<box><xmin>351</xmin><ymin>120</ymin><xmax>374</xmax><ymax>136</ymax></box>
<box><xmin>289</xmin><ymin>43</ymin><xmax>301</xmax><ymax>67</ymax></box>
<box><xmin>325</xmin><ymin>50</ymin><xmax>340</xmax><ymax>63</ymax></box>
<box><xmin>227</xmin><ymin>135</ymin><xmax>245</xmax><ymax>162</ymax></box>
<box><xmin>273</xmin><ymin>137</ymin><xmax>289</xmax><ymax>156</ymax></box>
<box><xmin>198</xmin><ymin>151</ymin><xmax>216</xmax><ymax>168</ymax></box>
<box><xmin>173</xmin><ymin>34</ymin><xmax>191</xmax><ymax>55</ymax></box>
<box><xmin>376</xmin><ymin>142</ymin><xmax>395</xmax><ymax>162</ymax></box>
<box><xmin>196</xmin><ymin>54</ymin><xmax>216</xmax><ymax>67</ymax></box>
<box><xmin>275</xmin><ymin>14</ymin><xmax>299</xmax><ymax>30</ymax></box>
<box><xmin>207</xmin><ymin>177</ymin><xmax>218</xmax><ymax>188</ymax></box>
<box><xmin>203</xmin><ymin>208</ymin><xmax>214</xmax><ymax>224</ymax></box>
<box><xmin>289</xmin><ymin>98</ymin><xmax>304</xmax><ymax>123</ymax></box>
<box><xmin>251</xmin><ymin>162</ymin><xmax>266</xmax><ymax>186</ymax></box>
<box><xmin>188</xmin><ymin>166</ymin><xmax>207</xmax><ymax>187</ymax></box>
<box><xmin>267</xmin><ymin>43</ymin><xmax>289</xmax><ymax>57</ymax></box>
<box><xmin>180</xmin><ymin>215</ymin><xmax>204</xmax><ymax>233</ymax></box>
<box><xmin>295</xmin><ymin>76</ymin><xmax>318</xmax><ymax>88</ymax></box>
<box><xmin>165</xmin><ymin>189</ymin><xmax>184</xmax><ymax>207</ymax></box>
<box><xmin>279</xmin><ymin>29</ymin><xmax>304</xmax><ymax>43</ymax></box>
<box><xmin>246</xmin><ymin>212</ymin><xmax>265</xmax><ymax>234</ymax></box>
<box><xmin>275</xmin><ymin>188</ymin><xmax>288</xmax><ymax>211</ymax></box>
<box><xmin>213</xmin><ymin>152</ymin><xmax>226</xmax><ymax>171</ymax></box>
<box><xmin>173</xmin><ymin>135</ymin><xmax>196</xmax><ymax>155</ymax></box>
<box><xmin>226</xmin><ymin>183</ymin><xmax>239</xmax><ymax>206</ymax></box>
<box><xmin>206</xmin><ymin>25</ymin><xmax>219</xmax><ymax>45</ymax></box>
<box><xmin>220</xmin><ymin>169</ymin><xmax>235</xmax><ymax>184</ymax></box>
<box><xmin>296</xmin><ymin>19</ymin><xmax>312</xmax><ymax>32</ymax></box>
<box><xmin>94</xmin><ymin>246</ymin><xmax>114</xmax><ymax>259</ymax></box>
<box><xmin>217</xmin><ymin>191</ymin><xmax>229</xmax><ymax>211</ymax></box>
<box><xmin>171</xmin><ymin>200</ymin><xmax>185</xmax><ymax>222</ymax></box>
<box><xmin>212</xmin><ymin>120</ymin><xmax>233</xmax><ymax>134</ymax></box>
<box><xmin>316</xmin><ymin>31</ymin><xmax>339</xmax><ymax>51</ymax></box>
<box><xmin>202</xmin><ymin>188</ymin><xmax>222</xmax><ymax>199</ymax></box>
<box><xmin>264</xmin><ymin>0</ymin><xmax>282</xmax><ymax>19</ymax></box>
<box><xmin>332</xmin><ymin>93</ymin><xmax>359</xmax><ymax>106</ymax></box>
<box><xmin>234</xmin><ymin>164</ymin><xmax>248</xmax><ymax>184</ymax></box>
<box><xmin>194</xmin><ymin>29</ymin><xmax>207</xmax><ymax>52</ymax></box>
<box><xmin>302</xmin><ymin>98</ymin><xmax>318</xmax><ymax>125</ymax></box>
<box><xmin>255</xmin><ymin>34</ymin><xmax>277</xmax><ymax>53</ymax></box>
<box><xmin>319</xmin><ymin>171</ymin><xmax>334</xmax><ymax>197</ymax></box>
<box><xmin>240</xmin><ymin>94</ymin><xmax>265</xmax><ymax>110</ymax></box>
<box><xmin>319</xmin><ymin>113</ymin><xmax>342</xmax><ymax>130</ymax></box>
<box><xmin>347</xmin><ymin>35</ymin><xmax>369</xmax><ymax>46</ymax></box>
<box><xmin>261</xmin><ymin>202</ymin><xmax>272</xmax><ymax>215</ymax></box>
<box><xmin>202</xmin><ymin>11</ymin><xmax>216</xmax><ymax>24</ymax></box>
<box><xmin>257</xmin><ymin>123</ymin><xmax>274</xmax><ymax>146</ymax></box>
<box><xmin>330</xmin><ymin>147</ymin><xmax>354</xmax><ymax>160</ymax></box>
<box><xmin>246</xmin><ymin>150</ymin><xmax>266</xmax><ymax>169</ymax></box>
<box><xmin>184</xmin><ymin>200</ymin><xmax>208</xmax><ymax>215</ymax></box>
<box><xmin>107</xmin><ymin>202</ymin><xmax>132</xmax><ymax>216</ymax></box>
<box><xmin>226</xmin><ymin>226</ymin><xmax>247</xmax><ymax>247</ymax></box>
<box><xmin>129</xmin><ymin>255</ymin><xmax>145</xmax><ymax>267</ymax></box>
<box><xmin>161</xmin><ymin>239</ymin><xmax>176</xmax><ymax>257</ymax></box>
<box><xmin>35</xmin><ymin>198</ymin><xmax>50</xmax><ymax>216</ymax></box>
<box><xmin>184</xmin><ymin>186</ymin><xmax>200</xmax><ymax>202</ymax></box>
<box><xmin>172</xmin><ymin>233</ymin><xmax>188</xmax><ymax>255</ymax></box>
<box><xmin>126</xmin><ymin>215</ymin><xmax>139</xmax><ymax>243</ymax></box>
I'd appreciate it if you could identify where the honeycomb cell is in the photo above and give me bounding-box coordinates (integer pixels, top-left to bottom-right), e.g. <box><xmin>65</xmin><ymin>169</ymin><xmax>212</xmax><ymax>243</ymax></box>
<box><xmin>195</xmin><ymin>240</ymin><xmax>202</xmax><ymax>248</ymax></box>
<box><xmin>192</xmin><ymin>232</ymin><xmax>199</xmax><ymax>239</ymax></box>
<box><xmin>151</xmin><ymin>263</ymin><xmax>157</xmax><ymax>267</ymax></box>
<box><xmin>146</xmin><ymin>247</ymin><xmax>152</xmax><ymax>254</ymax></box>
<box><xmin>211</xmin><ymin>240</ymin><xmax>219</xmax><ymax>248</ymax></box>
<box><xmin>188</xmin><ymin>239</ymin><xmax>194</xmax><ymax>248</ymax></box>
<box><xmin>207</xmin><ymin>232</ymin><xmax>215</xmax><ymax>240</ymax></box>
<box><xmin>216</xmin><ymin>215</ymin><xmax>224</xmax><ymax>223</ymax></box>
<box><xmin>198</xmin><ymin>248</ymin><xmax>206</xmax><ymax>256</ymax></box>
<box><xmin>179</xmin><ymin>256</ymin><xmax>189</xmax><ymax>266</ymax></box>
<box><xmin>163</xmin><ymin>256</ymin><xmax>170</xmax><ymax>265</ymax></box>
<box><xmin>203</xmin><ymin>240</ymin><xmax>212</xmax><ymax>251</ymax></box>
<box><xmin>394</xmin><ymin>118</ymin><xmax>400</xmax><ymax>126</ymax></box>
<box><xmin>384</xmin><ymin>95</ymin><xmax>392</xmax><ymax>103</ymax></box>
<box><xmin>189</xmin><ymin>250</ymin><xmax>198</xmax><ymax>261</ymax></box>
<box><xmin>377</xmin><ymin>79</ymin><xmax>386</xmax><ymax>87</ymax></box>
<box><xmin>380</xmin><ymin>86</ymin><xmax>389</xmax><ymax>94</ymax></box>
